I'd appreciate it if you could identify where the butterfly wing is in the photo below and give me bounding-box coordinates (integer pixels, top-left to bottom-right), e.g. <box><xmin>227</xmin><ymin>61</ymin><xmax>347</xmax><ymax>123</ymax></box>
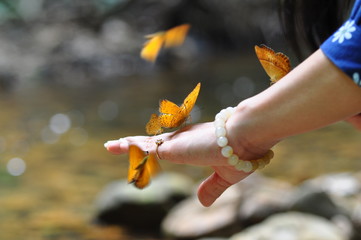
<box><xmin>158</xmin><ymin>99</ymin><xmax>182</xmax><ymax>128</ymax></box>
<box><xmin>134</xmin><ymin>153</ymin><xmax>161</xmax><ymax>189</ymax></box>
<box><xmin>255</xmin><ymin>45</ymin><xmax>291</xmax><ymax>84</ymax></box>
<box><xmin>146</xmin><ymin>113</ymin><xmax>163</xmax><ymax>135</ymax></box>
<box><xmin>128</xmin><ymin>145</ymin><xmax>161</xmax><ymax>189</ymax></box>
<box><xmin>141</xmin><ymin>34</ymin><xmax>165</xmax><ymax>62</ymax></box>
<box><xmin>145</xmin><ymin>153</ymin><xmax>161</xmax><ymax>179</ymax></box>
<box><xmin>181</xmin><ymin>82</ymin><xmax>201</xmax><ymax>116</ymax></box>
<box><xmin>158</xmin><ymin>83</ymin><xmax>201</xmax><ymax>128</ymax></box>
<box><xmin>128</xmin><ymin>145</ymin><xmax>146</xmax><ymax>185</ymax></box>
<box><xmin>159</xmin><ymin>99</ymin><xmax>181</xmax><ymax>115</ymax></box>
<box><xmin>164</xmin><ymin>24</ymin><xmax>190</xmax><ymax>48</ymax></box>
<box><xmin>133</xmin><ymin>158</ymin><xmax>150</xmax><ymax>189</ymax></box>
<box><xmin>141</xmin><ymin>24</ymin><xmax>190</xmax><ymax>62</ymax></box>
<box><xmin>159</xmin><ymin>113</ymin><xmax>183</xmax><ymax>128</ymax></box>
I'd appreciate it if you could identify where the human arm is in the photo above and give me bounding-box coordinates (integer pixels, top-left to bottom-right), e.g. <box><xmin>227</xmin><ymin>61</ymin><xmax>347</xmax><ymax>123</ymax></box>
<box><xmin>229</xmin><ymin>48</ymin><xmax>361</xmax><ymax>151</ymax></box>
<box><xmin>105</xmin><ymin>49</ymin><xmax>361</xmax><ymax>206</ymax></box>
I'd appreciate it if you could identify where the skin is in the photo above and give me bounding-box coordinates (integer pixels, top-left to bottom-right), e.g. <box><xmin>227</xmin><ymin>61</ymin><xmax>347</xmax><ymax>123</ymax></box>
<box><xmin>105</xmin><ymin>49</ymin><xmax>361</xmax><ymax>207</ymax></box>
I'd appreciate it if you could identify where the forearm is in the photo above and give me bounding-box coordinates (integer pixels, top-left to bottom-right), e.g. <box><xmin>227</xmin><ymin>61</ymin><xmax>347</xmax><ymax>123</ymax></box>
<box><xmin>229</xmin><ymin>49</ymin><xmax>361</xmax><ymax>150</ymax></box>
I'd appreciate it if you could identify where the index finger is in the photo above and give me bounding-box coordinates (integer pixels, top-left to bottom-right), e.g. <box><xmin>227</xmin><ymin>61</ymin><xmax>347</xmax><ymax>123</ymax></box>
<box><xmin>104</xmin><ymin>138</ymin><xmax>129</xmax><ymax>154</ymax></box>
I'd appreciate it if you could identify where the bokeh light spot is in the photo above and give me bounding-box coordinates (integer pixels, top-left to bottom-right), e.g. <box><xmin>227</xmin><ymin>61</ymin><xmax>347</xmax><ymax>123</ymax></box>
<box><xmin>7</xmin><ymin>157</ymin><xmax>26</xmax><ymax>176</ymax></box>
<box><xmin>49</xmin><ymin>113</ymin><xmax>71</xmax><ymax>134</ymax></box>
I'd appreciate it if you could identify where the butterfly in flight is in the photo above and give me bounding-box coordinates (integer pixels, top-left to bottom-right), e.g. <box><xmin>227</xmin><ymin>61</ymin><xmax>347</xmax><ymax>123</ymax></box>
<box><xmin>254</xmin><ymin>44</ymin><xmax>291</xmax><ymax>84</ymax></box>
<box><xmin>127</xmin><ymin>145</ymin><xmax>161</xmax><ymax>189</ymax></box>
<box><xmin>146</xmin><ymin>82</ymin><xmax>201</xmax><ymax>135</ymax></box>
<box><xmin>140</xmin><ymin>24</ymin><xmax>191</xmax><ymax>62</ymax></box>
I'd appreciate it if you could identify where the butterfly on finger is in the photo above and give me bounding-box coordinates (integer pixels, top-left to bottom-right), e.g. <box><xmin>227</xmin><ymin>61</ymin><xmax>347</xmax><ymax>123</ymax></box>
<box><xmin>127</xmin><ymin>145</ymin><xmax>161</xmax><ymax>189</ymax></box>
<box><xmin>146</xmin><ymin>82</ymin><xmax>201</xmax><ymax>135</ymax></box>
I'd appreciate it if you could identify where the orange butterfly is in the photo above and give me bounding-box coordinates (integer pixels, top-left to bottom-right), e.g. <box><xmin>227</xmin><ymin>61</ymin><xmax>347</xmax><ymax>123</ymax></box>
<box><xmin>141</xmin><ymin>24</ymin><xmax>191</xmax><ymax>62</ymax></box>
<box><xmin>255</xmin><ymin>44</ymin><xmax>291</xmax><ymax>84</ymax></box>
<box><xmin>146</xmin><ymin>113</ymin><xmax>163</xmax><ymax>135</ymax></box>
<box><xmin>146</xmin><ymin>82</ymin><xmax>201</xmax><ymax>135</ymax></box>
<box><xmin>128</xmin><ymin>145</ymin><xmax>161</xmax><ymax>189</ymax></box>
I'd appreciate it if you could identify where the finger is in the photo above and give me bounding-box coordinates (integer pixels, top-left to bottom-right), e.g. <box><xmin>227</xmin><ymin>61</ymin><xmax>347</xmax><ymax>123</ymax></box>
<box><xmin>104</xmin><ymin>138</ymin><xmax>129</xmax><ymax>154</ymax></box>
<box><xmin>197</xmin><ymin>172</ymin><xmax>232</xmax><ymax>207</ymax></box>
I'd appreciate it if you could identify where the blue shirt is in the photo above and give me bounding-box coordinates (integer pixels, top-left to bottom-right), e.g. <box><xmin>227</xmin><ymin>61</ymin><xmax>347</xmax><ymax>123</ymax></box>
<box><xmin>321</xmin><ymin>0</ymin><xmax>361</xmax><ymax>87</ymax></box>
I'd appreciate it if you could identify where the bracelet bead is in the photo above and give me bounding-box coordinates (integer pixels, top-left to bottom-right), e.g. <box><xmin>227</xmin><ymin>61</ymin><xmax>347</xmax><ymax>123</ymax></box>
<box><xmin>217</xmin><ymin>136</ymin><xmax>228</xmax><ymax>147</ymax></box>
<box><xmin>215</xmin><ymin>127</ymin><xmax>226</xmax><ymax>138</ymax></box>
<box><xmin>214</xmin><ymin>106</ymin><xmax>274</xmax><ymax>172</ymax></box>
<box><xmin>228</xmin><ymin>154</ymin><xmax>239</xmax><ymax>165</ymax></box>
<box><xmin>221</xmin><ymin>146</ymin><xmax>233</xmax><ymax>158</ymax></box>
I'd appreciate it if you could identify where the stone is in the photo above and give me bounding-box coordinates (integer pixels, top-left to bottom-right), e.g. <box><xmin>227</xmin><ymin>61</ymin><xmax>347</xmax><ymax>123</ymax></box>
<box><xmin>161</xmin><ymin>173</ymin><xmax>288</xmax><ymax>239</ymax></box>
<box><xmin>161</xmin><ymin>179</ymin><xmax>244</xmax><ymax>239</ymax></box>
<box><xmin>94</xmin><ymin>172</ymin><xmax>194</xmax><ymax>233</ymax></box>
<box><xmin>289</xmin><ymin>188</ymin><xmax>345</xmax><ymax>219</ymax></box>
<box><xmin>230</xmin><ymin>212</ymin><xmax>347</xmax><ymax>240</ymax></box>
<box><xmin>289</xmin><ymin>173</ymin><xmax>359</xmax><ymax>239</ymax></box>
<box><xmin>303</xmin><ymin>172</ymin><xmax>361</xmax><ymax>198</ymax></box>
<box><xmin>237</xmin><ymin>176</ymin><xmax>293</xmax><ymax>226</ymax></box>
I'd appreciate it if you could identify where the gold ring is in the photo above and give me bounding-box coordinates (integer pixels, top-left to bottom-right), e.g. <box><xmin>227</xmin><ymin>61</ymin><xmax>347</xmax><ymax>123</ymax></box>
<box><xmin>155</xmin><ymin>139</ymin><xmax>164</xmax><ymax>160</ymax></box>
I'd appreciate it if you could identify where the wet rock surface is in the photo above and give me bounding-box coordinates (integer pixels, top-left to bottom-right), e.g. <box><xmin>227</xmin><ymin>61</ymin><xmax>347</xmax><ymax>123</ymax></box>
<box><xmin>94</xmin><ymin>172</ymin><xmax>194</xmax><ymax>233</ymax></box>
<box><xmin>97</xmin><ymin>172</ymin><xmax>361</xmax><ymax>240</ymax></box>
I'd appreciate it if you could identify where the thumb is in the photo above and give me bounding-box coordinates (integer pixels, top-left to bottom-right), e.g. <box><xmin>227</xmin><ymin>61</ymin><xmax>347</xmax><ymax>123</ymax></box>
<box><xmin>197</xmin><ymin>172</ymin><xmax>232</xmax><ymax>207</ymax></box>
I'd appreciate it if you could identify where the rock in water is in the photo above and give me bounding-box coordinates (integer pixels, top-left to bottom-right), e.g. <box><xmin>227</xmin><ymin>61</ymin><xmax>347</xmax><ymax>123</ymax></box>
<box><xmin>161</xmin><ymin>183</ymin><xmax>243</xmax><ymax>239</ymax></box>
<box><xmin>94</xmin><ymin>172</ymin><xmax>194</xmax><ymax>233</ymax></box>
<box><xmin>230</xmin><ymin>212</ymin><xmax>347</xmax><ymax>240</ymax></box>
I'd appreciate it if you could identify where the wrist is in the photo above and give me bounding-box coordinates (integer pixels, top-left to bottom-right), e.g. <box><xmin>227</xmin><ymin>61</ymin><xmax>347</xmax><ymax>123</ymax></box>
<box><xmin>214</xmin><ymin>106</ymin><xmax>274</xmax><ymax>172</ymax></box>
<box><xmin>225</xmin><ymin>100</ymin><xmax>280</xmax><ymax>159</ymax></box>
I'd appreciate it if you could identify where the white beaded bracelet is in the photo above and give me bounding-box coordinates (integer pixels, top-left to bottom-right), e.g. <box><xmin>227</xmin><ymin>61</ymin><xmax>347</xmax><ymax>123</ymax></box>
<box><xmin>214</xmin><ymin>106</ymin><xmax>274</xmax><ymax>172</ymax></box>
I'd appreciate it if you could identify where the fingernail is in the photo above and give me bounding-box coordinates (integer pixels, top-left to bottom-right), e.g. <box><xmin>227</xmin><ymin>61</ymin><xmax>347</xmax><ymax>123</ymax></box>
<box><xmin>104</xmin><ymin>140</ymin><xmax>119</xmax><ymax>149</ymax></box>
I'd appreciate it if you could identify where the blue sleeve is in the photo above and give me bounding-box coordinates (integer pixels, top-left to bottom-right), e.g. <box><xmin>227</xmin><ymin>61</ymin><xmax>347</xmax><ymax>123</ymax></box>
<box><xmin>320</xmin><ymin>0</ymin><xmax>361</xmax><ymax>87</ymax></box>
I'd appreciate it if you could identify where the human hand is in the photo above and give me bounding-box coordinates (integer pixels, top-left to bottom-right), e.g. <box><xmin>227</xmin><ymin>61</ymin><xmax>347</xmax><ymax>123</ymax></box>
<box><xmin>104</xmin><ymin>119</ymin><xmax>273</xmax><ymax>207</ymax></box>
